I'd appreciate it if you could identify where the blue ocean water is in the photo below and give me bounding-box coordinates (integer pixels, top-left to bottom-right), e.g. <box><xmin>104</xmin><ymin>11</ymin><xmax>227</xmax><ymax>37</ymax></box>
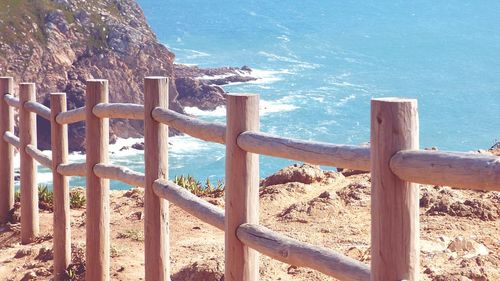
<box><xmin>35</xmin><ymin>1</ymin><xmax>500</xmax><ymax>189</ymax></box>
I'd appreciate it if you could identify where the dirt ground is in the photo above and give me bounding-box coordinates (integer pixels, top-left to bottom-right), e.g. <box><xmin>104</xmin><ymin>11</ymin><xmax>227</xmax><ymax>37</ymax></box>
<box><xmin>1</xmin><ymin>164</ymin><xmax>499</xmax><ymax>281</ymax></box>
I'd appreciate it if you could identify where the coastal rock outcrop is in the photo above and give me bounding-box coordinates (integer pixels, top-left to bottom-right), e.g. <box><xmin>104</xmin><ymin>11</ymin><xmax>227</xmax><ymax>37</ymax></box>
<box><xmin>0</xmin><ymin>0</ymin><xmax>254</xmax><ymax>151</ymax></box>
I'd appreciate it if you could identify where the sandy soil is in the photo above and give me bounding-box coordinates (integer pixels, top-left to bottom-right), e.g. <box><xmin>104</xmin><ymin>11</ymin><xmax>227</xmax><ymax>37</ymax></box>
<box><xmin>1</xmin><ymin>164</ymin><xmax>499</xmax><ymax>281</ymax></box>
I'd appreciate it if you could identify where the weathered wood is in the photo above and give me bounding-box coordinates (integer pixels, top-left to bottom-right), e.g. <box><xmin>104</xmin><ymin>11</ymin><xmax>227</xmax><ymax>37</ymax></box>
<box><xmin>238</xmin><ymin>131</ymin><xmax>371</xmax><ymax>171</ymax></box>
<box><xmin>85</xmin><ymin>80</ymin><xmax>110</xmax><ymax>281</ymax></box>
<box><xmin>50</xmin><ymin>93</ymin><xmax>71</xmax><ymax>280</ymax></box>
<box><xmin>3</xmin><ymin>131</ymin><xmax>20</xmax><ymax>149</ymax></box>
<box><xmin>153</xmin><ymin>179</ymin><xmax>225</xmax><ymax>231</ymax></box>
<box><xmin>144</xmin><ymin>77</ymin><xmax>170</xmax><ymax>281</ymax></box>
<box><xmin>370</xmin><ymin>98</ymin><xmax>419</xmax><ymax>281</ymax></box>
<box><xmin>24</xmin><ymin>100</ymin><xmax>51</xmax><ymax>120</ymax></box>
<box><xmin>237</xmin><ymin>223</ymin><xmax>370</xmax><ymax>281</ymax></box>
<box><xmin>0</xmin><ymin>77</ymin><xmax>14</xmax><ymax>223</ymax></box>
<box><xmin>225</xmin><ymin>93</ymin><xmax>260</xmax><ymax>281</ymax></box>
<box><xmin>25</xmin><ymin>144</ymin><xmax>52</xmax><ymax>168</ymax></box>
<box><xmin>93</xmin><ymin>103</ymin><xmax>144</xmax><ymax>120</ymax></box>
<box><xmin>57</xmin><ymin>163</ymin><xmax>86</xmax><ymax>177</ymax></box>
<box><xmin>55</xmin><ymin>106</ymin><xmax>85</xmax><ymax>125</ymax></box>
<box><xmin>391</xmin><ymin>150</ymin><xmax>500</xmax><ymax>191</ymax></box>
<box><xmin>94</xmin><ymin>163</ymin><xmax>145</xmax><ymax>187</ymax></box>
<box><xmin>19</xmin><ymin>83</ymin><xmax>39</xmax><ymax>244</ymax></box>
<box><xmin>152</xmin><ymin>107</ymin><xmax>226</xmax><ymax>144</ymax></box>
<box><xmin>4</xmin><ymin>93</ymin><xmax>20</xmax><ymax>108</ymax></box>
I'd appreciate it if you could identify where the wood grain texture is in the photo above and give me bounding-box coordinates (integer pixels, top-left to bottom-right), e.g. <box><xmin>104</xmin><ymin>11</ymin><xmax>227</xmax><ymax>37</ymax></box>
<box><xmin>370</xmin><ymin>98</ymin><xmax>419</xmax><ymax>281</ymax></box>
<box><xmin>0</xmin><ymin>77</ymin><xmax>14</xmax><ymax>223</ymax></box>
<box><xmin>225</xmin><ymin>94</ymin><xmax>260</xmax><ymax>281</ymax></box>
<box><xmin>238</xmin><ymin>131</ymin><xmax>370</xmax><ymax>171</ymax></box>
<box><xmin>3</xmin><ymin>131</ymin><xmax>20</xmax><ymax>149</ymax></box>
<box><xmin>152</xmin><ymin>107</ymin><xmax>226</xmax><ymax>144</ymax></box>
<box><xmin>3</xmin><ymin>93</ymin><xmax>20</xmax><ymax>108</ymax></box>
<box><xmin>85</xmin><ymin>80</ymin><xmax>110</xmax><ymax>281</ymax></box>
<box><xmin>237</xmin><ymin>223</ymin><xmax>370</xmax><ymax>281</ymax></box>
<box><xmin>19</xmin><ymin>83</ymin><xmax>39</xmax><ymax>244</ymax></box>
<box><xmin>50</xmin><ymin>93</ymin><xmax>71</xmax><ymax>280</ymax></box>
<box><xmin>57</xmin><ymin>163</ymin><xmax>86</xmax><ymax>177</ymax></box>
<box><xmin>25</xmin><ymin>145</ymin><xmax>52</xmax><ymax>168</ymax></box>
<box><xmin>94</xmin><ymin>163</ymin><xmax>144</xmax><ymax>187</ymax></box>
<box><xmin>24</xmin><ymin>100</ymin><xmax>51</xmax><ymax>120</ymax></box>
<box><xmin>144</xmin><ymin>77</ymin><xmax>170</xmax><ymax>281</ymax></box>
<box><xmin>93</xmin><ymin>103</ymin><xmax>144</xmax><ymax>120</ymax></box>
<box><xmin>55</xmin><ymin>106</ymin><xmax>85</xmax><ymax>125</ymax></box>
<box><xmin>391</xmin><ymin>150</ymin><xmax>500</xmax><ymax>191</ymax></box>
<box><xmin>153</xmin><ymin>179</ymin><xmax>225</xmax><ymax>231</ymax></box>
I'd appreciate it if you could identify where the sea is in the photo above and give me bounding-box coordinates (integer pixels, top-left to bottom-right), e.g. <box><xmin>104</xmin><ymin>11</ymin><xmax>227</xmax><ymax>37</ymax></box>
<box><xmin>31</xmin><ymin>1</ymin><xmax>500</xmax><ymax>189</ymax></box>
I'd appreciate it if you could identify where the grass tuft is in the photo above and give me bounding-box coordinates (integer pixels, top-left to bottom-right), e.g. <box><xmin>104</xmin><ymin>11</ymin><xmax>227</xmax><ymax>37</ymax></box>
<box><xmin>173</xmin><ymin>175</ymin><xmax>224</xmax><ymax>198</ymax></box>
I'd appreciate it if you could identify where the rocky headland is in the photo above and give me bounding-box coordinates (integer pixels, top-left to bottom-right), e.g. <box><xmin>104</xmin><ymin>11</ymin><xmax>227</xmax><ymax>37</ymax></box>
<box><xmin>0</xmin><ymin>0</ymin><xmax>254</xmax><ymax>151</ymax></box>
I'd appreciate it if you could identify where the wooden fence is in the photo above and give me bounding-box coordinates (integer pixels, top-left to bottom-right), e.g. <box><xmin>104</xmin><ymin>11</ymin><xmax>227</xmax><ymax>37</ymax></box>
<box><xmin>0</xmin><ymin>76</ymin><xmax>499</xmax><ymax>281</ymax></box>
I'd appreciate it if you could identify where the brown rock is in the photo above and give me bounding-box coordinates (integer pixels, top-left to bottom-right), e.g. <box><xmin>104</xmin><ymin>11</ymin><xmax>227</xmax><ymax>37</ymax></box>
<box><xmin>14</xmin><ymin>249</ymin><xmax>32</xmax><ymax>259</ymax></box>
<box><xmin>261</xmin><ymin>163</ymin><xmax>331</xmax><ymax>187</ymax></box>
<box><xmin>131</xmin><ymin>142</ymin><xmax>145</xmax><ymax>150</ymax></box>
<box><xmin>172</xmin><ymin>259</ymin><xmax>224</xmax><ymax>281</ymax></box>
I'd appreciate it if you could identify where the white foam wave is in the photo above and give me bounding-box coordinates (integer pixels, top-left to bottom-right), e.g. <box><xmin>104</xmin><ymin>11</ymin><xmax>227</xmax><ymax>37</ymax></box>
<box><xmin>258</xmin><ymin>51</ymin><xmax>320</xmax><ymax>70</ymax></box>
<box><xmin>245</xmin><ymin>68</ymin><xmax>293</xmax><ymax>85</ymax></box>
<box><xmin>169</xmin><ymin>135</ymin><xmax>214</xmax><ymax>154</ymax></box>
<box><xmin>36</xmin><ymin>172</ymin><xmax>53</xmax><ymax>184</ymax></box>
<box><xmin>184</xmin><ymin>106</ymin><xmax>226</xmax><ymax>117</ymax></box>
<box><xmin>185</xmin><ymin>97</ymin><xmax>299</xmax><ymax>118</ymax></box>
<box><xmin>260</xmin><ymin>99</ymin><xmax>299</xmax><ymax>115</ymax></box>
<box><xmin>109</xmin><ymin>137</ymin><xmax>144</xmax><ymax>157</ymax></box>
<box><xmin>277</xmin><ymin>35</ymin><xmax>290</xmax><ymax>42</ymax></box>
<box><xmin>336</xmin><ymin>94</ymin><xmax>356</xmax><ymax>106</ymax></box>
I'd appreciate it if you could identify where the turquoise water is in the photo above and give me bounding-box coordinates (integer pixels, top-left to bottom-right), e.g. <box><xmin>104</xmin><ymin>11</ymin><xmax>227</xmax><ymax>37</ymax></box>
<box><xmin>36</xmin><ymin>1</ymin><xmax>500</xmax><ymax>189</ymax></box>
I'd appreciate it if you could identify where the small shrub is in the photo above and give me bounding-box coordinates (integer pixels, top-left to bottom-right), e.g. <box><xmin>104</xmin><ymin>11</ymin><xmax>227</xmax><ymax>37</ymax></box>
<box><xmin>117</xmin><ymin>229</ymin><xmax>144</xmax><ymax>242</ymax></box>
<box><xmin>38</xmin><ymin>185</ymin><xmax>53</xmax><ymax>205</ymax></box>
<box><xmin>70</xmin><ymin>191</ymin><xmax>86</xmax><ymax>209</ymax></box>
<box><xmin>173</xmin><ymin>175</ymin><xmax>224</xmax><ymax>197</ymax></box>
<box><xmin>14</xmin><ymin>191</ymin><xmax>20</xmax><ymax>203</ymax></box>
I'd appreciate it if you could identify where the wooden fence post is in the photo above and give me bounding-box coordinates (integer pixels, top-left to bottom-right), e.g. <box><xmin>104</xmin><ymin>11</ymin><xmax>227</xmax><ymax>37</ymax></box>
<box><xmin>85</xmin><ymin>80</ymin><xmax>110</xmax><ymax>281</ymax></box>
<box><xmin>370</xmin><ymin>98</ymin><xmax>419</xmax><ymax>281</ymax></box>
<box><xmin>19</xmin><ymin>83</ymin><xmax>39</xmax><ymax>244</ymax></box>
<box><xmin>51</xmin><ymin>93</ymin><xmax>70</xmax><ymax>280</ymax></box>
<box><xmin>144</xmin><ymin>77</ymin><xmax>170</xmax><ymax>281</ymax></box>
<box><xmin>0</xmin><ymin>77</ymin><xmax>14</xmax><ymax>224</ymax></box>
<box><xmin>225</xmin><ymin>93</ymin><xmax>260</xmax><ymax>281</ymax></box>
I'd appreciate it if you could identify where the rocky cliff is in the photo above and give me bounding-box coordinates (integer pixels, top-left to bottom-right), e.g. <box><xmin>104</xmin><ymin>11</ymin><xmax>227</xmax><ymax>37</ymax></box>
<box><xmin>0</xmin><ymin>0</ymin><xmax>252</xmax><ymax>151</ymax></box>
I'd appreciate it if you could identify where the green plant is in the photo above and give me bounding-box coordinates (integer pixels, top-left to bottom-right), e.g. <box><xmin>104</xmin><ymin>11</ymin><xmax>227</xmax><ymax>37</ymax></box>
<box><xmin>65</xmin><ymin>266</ymin><xmax>76</xmax><ymax>280</ymax></box>
<box><xmin>173</xmin><ymin>175</ymin><xmax>224</xmax><ymax>197</ymax></box>
<box><xmin>14</xmin><ymin>190</ymin><xmax>20</xmax><ymax>203</ymax></box>
<box><xmin>70</xmin><ymin>191</ymin><xmax>86</xmax><ymax>209</ymax></box>
<box><xmin>38</xmin><ymin>184</ymin><xmax>53</xmax><ymax>205</ymax></box>
<box><xmin>117</xmin><ymin>229</ymin><xmax>144</xmax><ymax>242</ymax></box>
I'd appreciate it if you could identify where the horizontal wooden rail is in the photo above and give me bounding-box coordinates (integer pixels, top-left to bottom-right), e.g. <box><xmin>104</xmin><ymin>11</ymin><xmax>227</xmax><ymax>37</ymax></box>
<box><xmin>237</xmin><ymin>131</ymin><xmax>371</xmax><ymax>171</ymax></box>
<box><xmin>153</xmin><ymin>179</ymin><xmax>225</xmax><ymax>230</ymax></box>
<box><xmin>3</xmin><ymin>131</ymin><xmax>20</xmax><ymax>149</ymax></box>
<box><xmin>25</xmin><ymin>144</ymin><xmax>52</xmax><ymax>169</ymax></box>
<box><xmin>152</xmin><ymin>107</ymin><xmax>226</xmax><ymax>144</ymax></box>
<box><xmin>56</xmin><ymin>107</ymin><xmax>85</xmax><ymax>125</ymax></box>
<box><xmin>93</xmin><ymin>103</ymin><xmax>144</xmax><ymax>120</ymax></box>
<box><xmin>237</xmin><ymin>224</ymin><xmax>370</xmax><ymax>281</ymax></box>
<box><xmin>93</xmin><ymin>163</ymin><xmax>145</xmax><ymax>187</ymax></box>
<box><xmin>4</xmin><ymin>94</ymin><xmax>20</xmax><ymax>109</ymax></box>
<box><xmin>152</xmin><ymin>179</ymin><xmax>368</xmax><ymax>280</ymax></box>
<box><xmin>24</xmin><ymin>101</ymin><xmax>51</xmax><ymax>120</ymax></box>
<box><xmin>391</xmin><ymin>150</ymin><xmax>500</xmax><ymax>191</ymax></box>
<box><xmin>57</xmin><ymin>163</ymin><xmax>86</xmax><ymax>177</ymax></box>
